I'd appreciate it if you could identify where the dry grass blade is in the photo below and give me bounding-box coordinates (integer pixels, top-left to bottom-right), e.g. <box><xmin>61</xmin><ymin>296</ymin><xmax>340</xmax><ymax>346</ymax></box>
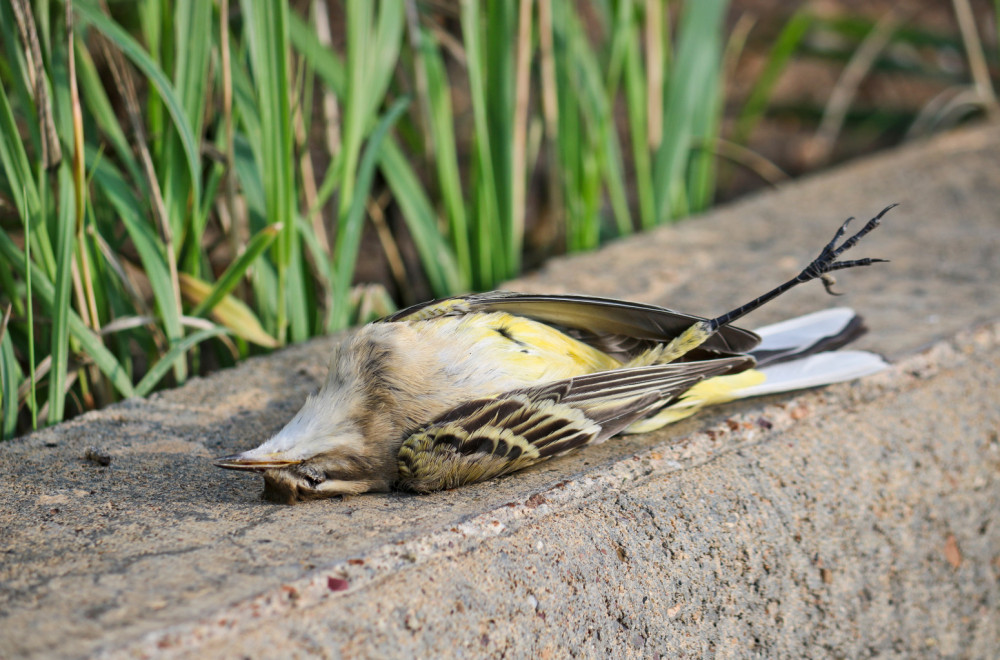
<box><xmin>99</xmin><ymin>315</ymin><xmax>158</xmax><ymax>335</ymax></box>
<box><xmin>700</xmin><ymin>137</ymin><xmax>789</xmax><ymax>188</ymax></box>
<box><xmin>69</xmin><ymin>2</ymin><xmax>100</xmax><ymax>336</ymax></box>
<box><xmin>291</xmin><ymin>57</ymin><xmax>328</xmax><ymax>255</ymax></box>
<box><xmin>219</xmin><ymin>0</ymin><xmax>246</xmax><ymax>263</ymax></box>
<box><xmin>951</xmin><ymin>0</ymin><xmax>999</xmax><ymax>118</ymax></box>
<box><xmin>404</xmin><ymin>0</ymin><xmax>433</xmax><ymax>157</ymax></box>
<box><xmin>17</xmin><ymin>354</ymin><xmax>51</xmax><ymax>403</ymax></box>
<box><xmin>0</xmin><ymin>304</ymin><xmax>11</xmax><ymax>346</ymax></box>
<box><xmin>97</xmin><ymin>314</ymin><xmax>238</xmax><ymax>360</ymax></box>
<box><xmin>367</xmin><ymin>194</ymin><xmax>411</xmax><ymax>305</ymax></box>
<box><xmin>510</xmin><ymin>0</ymin><xmax>533</xmax><ymax>260</ymax></box>
<box><xmin>313</xmin><ymin>0</ymin><xmax>342</xmax><ymax>159</ymax></box>
<box><xmin>428</xmin><ymin>21</ymin><xmax>467</xmax><ymax>65</ymax></box>
<box><xmin>350</xmin><ymin>283</ymin><xmax>396</xmax><ymax>324</ymax></box>
<box><xmin>645</xmin><ymin>0</ymin><xmax>664</xmax><ymax>150</ymax></box>
<box><xmin>9</xmin><ymin>0</ymin><xmax>61</xmax><ymax>167</ymax></box>
<box><xmin>536</xmin><ymin>0</ymin><xmax>563</xmax><ymax>244</ymax></box>
<box><xmin>36</xmin><ymin>371</ymin><xmax>78</xmax><ymax>424</ymax></box>
<box><xmin>805</xmin><ymin>8</ymin><xmax>903</xmax><ymax>168</ymax></box>
<box><xmin>907</xmin><ymin>86</ymin><xmax>985</xmax><ymax>137</ymax></box>
<box><xmin>178</xmin><ymin>274</ymin><xmax>279</xmax><ymax>348</ymax></box>
<box><xmin>95</xmin><ymin>3</ymin><xmax>182</xmax><ymax>329</ymax></box>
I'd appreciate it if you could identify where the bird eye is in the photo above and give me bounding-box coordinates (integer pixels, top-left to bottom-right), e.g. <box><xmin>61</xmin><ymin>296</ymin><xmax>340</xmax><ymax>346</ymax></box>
<box><xmin>295</xmin><ymin>464</ymin><xmax>327</xmax><ymax>487</ymax></box>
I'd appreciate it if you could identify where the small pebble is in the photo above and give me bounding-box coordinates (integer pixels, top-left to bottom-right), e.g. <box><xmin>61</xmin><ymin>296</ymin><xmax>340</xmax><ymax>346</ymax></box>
<box><xmin>84</xmin><ymin>447</ymin><xmax>111</xmax><ymax>466</ymax></box>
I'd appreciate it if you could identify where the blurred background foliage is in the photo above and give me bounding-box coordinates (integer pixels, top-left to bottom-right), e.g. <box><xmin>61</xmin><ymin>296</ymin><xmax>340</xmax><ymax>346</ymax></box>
<box><xmin>0</xmin><ymin>0</ymin><xmax>997</xmax><ymax>438</ymax></box>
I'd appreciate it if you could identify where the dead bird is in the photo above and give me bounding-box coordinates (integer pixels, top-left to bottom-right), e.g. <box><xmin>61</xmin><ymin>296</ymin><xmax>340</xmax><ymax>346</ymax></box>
<box><xmin>215</xmin><ymin>206</ymin><xmax>894</xmax><ymax>503</ymax></box>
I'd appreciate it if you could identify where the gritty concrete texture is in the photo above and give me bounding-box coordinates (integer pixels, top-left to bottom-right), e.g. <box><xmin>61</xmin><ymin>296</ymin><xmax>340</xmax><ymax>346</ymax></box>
<box><xmin>2</xmin><ymin>123</ymin><xmax>999</xmax><ymax>659</ymax></box>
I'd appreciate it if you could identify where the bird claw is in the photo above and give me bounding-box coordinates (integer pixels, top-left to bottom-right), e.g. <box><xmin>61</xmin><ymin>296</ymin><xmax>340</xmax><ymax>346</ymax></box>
<box><xmin>821</xmin><ymin>273</ymin><xmax>843</xmax><ymax>296</ymax></box>
<box><xmin>708</xmin><ymin>204</ymin><xmax>894</xmax><ymax>332</ymax></box>
<box><xmin>803</xmin><ymin>204</ymin><xmax>895</xmax><ymax>292</ymax></box>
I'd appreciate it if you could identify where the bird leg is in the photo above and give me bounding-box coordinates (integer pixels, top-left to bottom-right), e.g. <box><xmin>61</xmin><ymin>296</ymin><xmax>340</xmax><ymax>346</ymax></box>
<box><xmin>657</xmin><ymin>204</ymin><xmax>894</xmax><ymax>364</ymax></box>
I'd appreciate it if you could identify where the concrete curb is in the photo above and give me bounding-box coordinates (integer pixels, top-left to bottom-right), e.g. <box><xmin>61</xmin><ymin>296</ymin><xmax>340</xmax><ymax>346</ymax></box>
<box><xmin>110</xmin><ymin>322</ymin><xmax>1000</xmax><ymax>659</ymax></box>
<box><xmin>2</xmin><ymin>123</ymin><xmax>999</xmax><ymax>658</ymax></box>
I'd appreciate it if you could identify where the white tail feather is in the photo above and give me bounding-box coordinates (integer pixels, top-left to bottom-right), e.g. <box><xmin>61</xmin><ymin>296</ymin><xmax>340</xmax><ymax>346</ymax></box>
<box><xmin>753</xmin><ymin>307</ymin><xmax>856</xmax><ymax>353</ymax></box>
<box><xmin>623</xmin><ymin>309</ymin><xmax>888</xmax><ymax>435</ymax></box>
<box><xmin>734</xmin><ymin>350</ymin><xmax>887</xmax><ymax>399</ymax></box>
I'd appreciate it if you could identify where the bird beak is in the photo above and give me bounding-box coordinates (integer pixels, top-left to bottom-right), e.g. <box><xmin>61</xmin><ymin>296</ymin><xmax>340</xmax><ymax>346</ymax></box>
<box><xmin>213</xmin><ymin>452</ymin><xmax>302</xmax><ymax>471</ymax></box>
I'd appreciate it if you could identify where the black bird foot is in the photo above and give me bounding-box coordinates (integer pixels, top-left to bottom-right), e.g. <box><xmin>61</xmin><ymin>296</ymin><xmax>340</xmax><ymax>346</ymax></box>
<box><xmin>707</xmin><ymin>204</ymin><xmax>896</xmax><ymax>332</ymax></box>
<box><xmin>799</xmin><ymin>203</ymin><xmax>895</xmax><ymax>292</ymax></box>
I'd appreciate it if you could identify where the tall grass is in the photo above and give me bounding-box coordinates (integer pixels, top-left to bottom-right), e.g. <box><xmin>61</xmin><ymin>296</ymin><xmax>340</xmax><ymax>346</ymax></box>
<box><xmin>1</xmin><ymin>0</ymin><xmax>995</xmax><ymax>437</ymax></box>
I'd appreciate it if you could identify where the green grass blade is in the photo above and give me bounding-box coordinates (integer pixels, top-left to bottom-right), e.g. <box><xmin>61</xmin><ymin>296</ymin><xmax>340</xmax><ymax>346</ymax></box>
<box><xmin>0</xmin><ymin>228</ymin><xmax>135</xmax><ymax>398</ymax></box>
<box><xmin>1</xmin><ymin>317</ymin><xmax>20</xmax><ymax>439</ymax></box>
<box><xmin>418</xmin><ymin>24</ymin><xmax>472</xmax><ymax>283</ymax></box>
<box><xmin>368</xmin><ymin>2</ymin><xmax>405</xmax><ymax>119</ymax></box>
<box><xmin>379</xmin><ymin>138</ymin><xmax>466</xmax><ymax>296</ymax></box>
<box><xmin>163</xmin><ymin>0</ymin><xmax>212</xmax><ymax>258</ymax></box>
<box><xmin>296</xmin><ymin>213</ymin><xmax>336</xmax><ymax>328</ymax></box>
<box><xmin>329</xmin><ymin>97</ymin><xmax>410</xmax><ymax>330</ymax></box>
<box><xmin>230</xmin><ymin>58</ymin><xmax>264</xmax><ymax>170</ymax></box>
<box><xmin>21</xmin><ymin>189</ymin><xmax>36</xmax><ymax>430</ymax></box>
<box><xmin>134</xmin><ymin>327</ymin><xmax>230</xmax><ymax>397</ymax></box>
<box><xmin>90</xmin><ymin>155</ymin><xmax>185</xmax><ymax>373</ymax></box>
<box><xmin>604</xmin><ymin>0</ymin><xmax>632</xmax><ymax>98</ymax></box>
<box><xmin>0</xmin><ymin>70</ymin><xmax>41</xmax><ymax>221</ymax></box>
<box><xmin>336</xmin><ymin>1</ymin><xmax>403</xmax><ymax>294</ymax></box>
<box><xmin>652</xmin><ymin>0</ymin><xmax>728</xmax><ymax>224</ymax></box>
<box><xmin>338</xmin><ymin>2</ymin><xmax>372</xmax><ymax>220</ymax></box>
<box><xmin>74</xmin><ymin>41</ymin><xmax>145</xmax><ymax>189</ymax></box>
<box><xmin>46</xmin><ymin>165</ymin><xmax>75</xmax><ymax>424</ymax></box>
<box><xmin>550</xmin><ymin>0</ymin><xmax>600</xmax><ymax>251</ymax></box>
<box><xmin>135</xmin><ymin>0</ymin><xmax>165</xmax><ymax>160</ymax></box>
<box><xmin>190</xmin><ymin>223</ymin><xmax>282</xmax><ymax>318</ymax></box>
<box><xmin>733</xmin><ymin>9</ymin><xmax>813</xmax><ymax>146</ymax></box>
<box><xmin>69</xmin><ymin>312</ymin><xmax>133</xmax><ymax>398</ymax></box>
<box><xmin>288</xmin><ymin>12</ymin><xmax>347</xmax><ymax>93</ymax></box>
<box><xmin>567</xmin><ymin>8</ymin><xmax>632</xmax><ymax>238</ymax></box>
<box><xmin>230</xmin><ymin>133</ymin><xmax>281</xmax><ymax>333</ymax></box>
<box><xmin>75</xmin><ymin>0</ymin><xmax>203</xmax><ymax>209</ymax></box>
<box><xmin>170</xmin><ymin>0</ymin><xmax>212</xmax><ymax>145</ymax></box>
<box><xmin>0</xmin><ymin>310</ymin><xmax>21</xmax><ymax>440</ymax></box>
<box><xmin>231</xmin><ymin>134</ymin><xmax>267</xmax><ymax>222</ymax></box>
<box><xmin>239</xmin><ymin>0</ymin><xmax>300</xmax><ymax>342</ymax></box>
<box><xmin>623</xmin><ymin>7</ymin><xmax>655</xmax><ymax>230</ymax></box>
<box><xmin>484</xmin><ymin>0</ymin><xmax>516</xmax><ymax>275</ymax></box>
<box><xmin>461</xmin><ymin>0</ymin><xmax>502</xmax><ymax>286</ymax></box>
<box><xmin>687</xmin><ymin>68</ymin><xmax>723</xmax><ymax>212</ymax></box>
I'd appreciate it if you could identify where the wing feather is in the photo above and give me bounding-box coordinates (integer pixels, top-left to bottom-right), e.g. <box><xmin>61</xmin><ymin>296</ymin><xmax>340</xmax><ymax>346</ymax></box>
<box><xmin>395</xmin><ymin>356</ymin><xmax>751</xmax><ymax>492</ymax></box>
<box><xmin>384</xmin><ymin>291</ymin><xmax>761</xmax><ymax>355</ymax></box>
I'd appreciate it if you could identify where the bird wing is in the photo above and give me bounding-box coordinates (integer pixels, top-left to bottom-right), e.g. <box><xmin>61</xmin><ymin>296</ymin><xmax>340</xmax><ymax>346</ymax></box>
<box><xmin>395</xmin><ymin>356</ymin><xmax>751</xmax><ymax>492</ymax></box>
<box><xmin>382</xmin><ymin>291</ymin><xmax>761</xmax><ymax>357</ymax></box>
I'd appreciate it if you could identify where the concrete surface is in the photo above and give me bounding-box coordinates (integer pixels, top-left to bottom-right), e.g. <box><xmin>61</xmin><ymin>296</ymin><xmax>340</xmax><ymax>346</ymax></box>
<box><xmin>2</xmin><ymin>123</ymin><xmax>999</xmax><ymax>659</ymax></box>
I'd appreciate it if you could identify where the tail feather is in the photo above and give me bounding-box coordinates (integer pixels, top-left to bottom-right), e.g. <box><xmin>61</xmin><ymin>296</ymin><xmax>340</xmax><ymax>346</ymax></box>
<box><xmin>750</xmin><ymin>307</ymin><xmax>868</xmax><ymax>367</ymax></box>
<box><xmin>741</xmin><ymin>307</ymin><xmax>888</xmax><ymax>397</ymax></box>
<box><xmin>622</xmin><ymin>308</ymin><xmax>887</xmax><ymax>435</ymax></box>
<box><xmin>733</xmin><ymin>350</ymin><xmax>887</xmax><ymax>399</ymax></box>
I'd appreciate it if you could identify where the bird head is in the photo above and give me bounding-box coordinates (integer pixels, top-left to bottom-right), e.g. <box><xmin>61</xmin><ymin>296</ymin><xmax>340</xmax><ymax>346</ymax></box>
<box><xmin>213</xmin><ymin>389</ymin><xmax>394</xmax><ymax>503</ymax></box>
<box><xmin>214</xmin><ymin>328</ymin><xmax>407</xmax><ymax>503</ymax></box>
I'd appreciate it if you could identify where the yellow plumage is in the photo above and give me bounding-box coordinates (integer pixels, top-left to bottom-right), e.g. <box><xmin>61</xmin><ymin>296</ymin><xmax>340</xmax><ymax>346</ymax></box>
<box><xmin>214</xmin><ymin>206</ymin><xmax>895</xmax><ymax>502</ymax></box>
<box><xmin>417</xmin><ymin>312</ymin><xmax>623</xmax><ymax>382</ymax></box>
<box><xmin>624</xmin><ymin>369</ymin><xmax>767</xmax><ymax>433</ymax></box>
